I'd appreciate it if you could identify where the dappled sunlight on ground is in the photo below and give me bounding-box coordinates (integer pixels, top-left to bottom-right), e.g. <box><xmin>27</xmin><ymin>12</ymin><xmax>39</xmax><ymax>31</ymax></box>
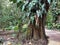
<box><xmin>48</xmin><ymin>39</ymin><xmax>60</xmax><ymax>45</ymax></box>
<box><xmin>45</xmin><ymin>28</ymin><xmax>60</xmax><ymax>45</ymax></box>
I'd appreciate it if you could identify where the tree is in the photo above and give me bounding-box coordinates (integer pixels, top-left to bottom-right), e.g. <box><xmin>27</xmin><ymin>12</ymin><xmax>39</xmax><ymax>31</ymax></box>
<box><xmin>9</xmin><ymin>0</ymin><xmax>55</xmax><ymax>45</ymax></box>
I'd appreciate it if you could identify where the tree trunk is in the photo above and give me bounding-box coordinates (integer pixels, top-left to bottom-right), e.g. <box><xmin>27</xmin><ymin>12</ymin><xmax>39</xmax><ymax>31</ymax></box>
<box><xmin>32</xmin><ymin>14</ymin><xmax>48</xmax><ymax>40</ymax></box>
<box><xmin>21</xmin><ymin>14</ymin><xmax>48</xmax><ymax>45</ymax></box>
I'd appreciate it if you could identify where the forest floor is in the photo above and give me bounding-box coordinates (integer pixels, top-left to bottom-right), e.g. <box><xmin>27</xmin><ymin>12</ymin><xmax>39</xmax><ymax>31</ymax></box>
<box><xmin>0</xmin><ymin>29</ymin><xmax>60</xmax><ymax>45</ymax></box>
<box><xmin>46</xmin><ymin>29</ymin><xmax>60</xmax><ymax>45</ymax></box>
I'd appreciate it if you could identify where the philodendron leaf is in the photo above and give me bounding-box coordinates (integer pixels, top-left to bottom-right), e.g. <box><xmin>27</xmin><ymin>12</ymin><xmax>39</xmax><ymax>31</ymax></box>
<box><xmin>28</xmin><ymin>0</ymin><xmax>38</xmax><ymax>11</ymax></box>
<box><xmin>22</xmin><ymin>1</ymin><xmax>29</xmax><ymax>11</ymax></box>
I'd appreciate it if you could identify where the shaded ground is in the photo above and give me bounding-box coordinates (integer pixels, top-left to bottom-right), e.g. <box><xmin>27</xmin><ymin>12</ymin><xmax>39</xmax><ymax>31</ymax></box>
<box><xmin>0</xmin><ymin>29</ymin><xmax>60</xmax><ymax>45</ymax></box>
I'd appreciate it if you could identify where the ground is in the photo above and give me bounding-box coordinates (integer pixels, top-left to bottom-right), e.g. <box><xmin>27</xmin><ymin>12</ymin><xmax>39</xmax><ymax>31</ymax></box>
<box><xmin>0</xmin><ymin>29</ymin><xmax>60</xmax><ymax>45</ymax></box>
<box><xmin>48</xmin><ymin>40</ymin><xmax>60</xmax><ymax>45</ymax></box>
<box><xmin>46</xmin><ymin>29</ymin><xmax>60</xmax><ymax>45</ymax></box>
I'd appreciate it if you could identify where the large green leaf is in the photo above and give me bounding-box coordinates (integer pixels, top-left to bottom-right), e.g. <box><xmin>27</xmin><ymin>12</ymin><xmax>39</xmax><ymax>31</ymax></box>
<box><xmin>22</xmin><ymin>1</ymin><xmax>28</xmax><ymax>11</ymax></box>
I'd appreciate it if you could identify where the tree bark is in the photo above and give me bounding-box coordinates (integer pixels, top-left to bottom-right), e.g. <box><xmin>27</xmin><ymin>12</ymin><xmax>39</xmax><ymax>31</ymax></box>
<box><xmin>28</xmin><ymin>14</ymin><xmax>48</xmax><ymax>40</ymax></box>
<box><xmin>23</xmin><ymin>14</ymin><xmax>48</xmax><ymax>45</ymax></box>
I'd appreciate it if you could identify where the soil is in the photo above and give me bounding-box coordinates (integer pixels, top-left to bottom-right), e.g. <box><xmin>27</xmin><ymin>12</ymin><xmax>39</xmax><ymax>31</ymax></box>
<box><xmin>46</xmin><ymin>28</ymin><xmax>60</xmax><ymax>45</ymax></box>
<box><xmin>0</xmin><ymin>29</ymin><xmax>60</xmax><ymax>45</ymax></box>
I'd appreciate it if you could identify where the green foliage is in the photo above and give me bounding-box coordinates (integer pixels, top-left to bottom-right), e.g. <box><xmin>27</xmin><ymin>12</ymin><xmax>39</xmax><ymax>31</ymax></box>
<box><xmin>9</xmin><ymin>0</ymin><xmax>52</xmax><ymax>27</ymax></box>
<box><xmin>46</xmin><ymin>9</ymin><xmax>60</xmax><ymax>29</ymax></box>
<box><xmin>14</xmin><ymin>26</ymin><xmax>18</xmax><ymax>31</ymax></box>
<box><xmin>10</xmin><ymin>0</ymin><xmax>17</xmax><ymax>3</ymax></box>
<box><xmin>46</xmin><ymin>0</ymin><xmax>60</xmax><ymax>29</ymax></box>
<box><xmin>0</xmin><ymin>0</ymin><xmax>58</xmax><ymax>30</ymax></box>
<box><xmin>46</xmin><ymin>10</ymin><xmax>53</xmax><ymax>29</ymax></box>
<box><xmin>9</xmin><ymin>0</ymin><xmax>59</xmax><ymax>30</ymax></box>
<box><xmin>47</xmin><ymin>10</ymin><xmax>53</xmax><ymax>23</ymax></box>
<box><xmin>0</xmin><ymin>0</ymin><xmax>21</xmax><ymax>30</ymax></box>
<box><xmin>5</xmin><ymin>26</ymin><xmax>14</xmax><ymax>30</ymax></box>
<box><xmin>56</xmin><ymin>23</ymin><xmax>60</xmax><ymax>29</ymax></box>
